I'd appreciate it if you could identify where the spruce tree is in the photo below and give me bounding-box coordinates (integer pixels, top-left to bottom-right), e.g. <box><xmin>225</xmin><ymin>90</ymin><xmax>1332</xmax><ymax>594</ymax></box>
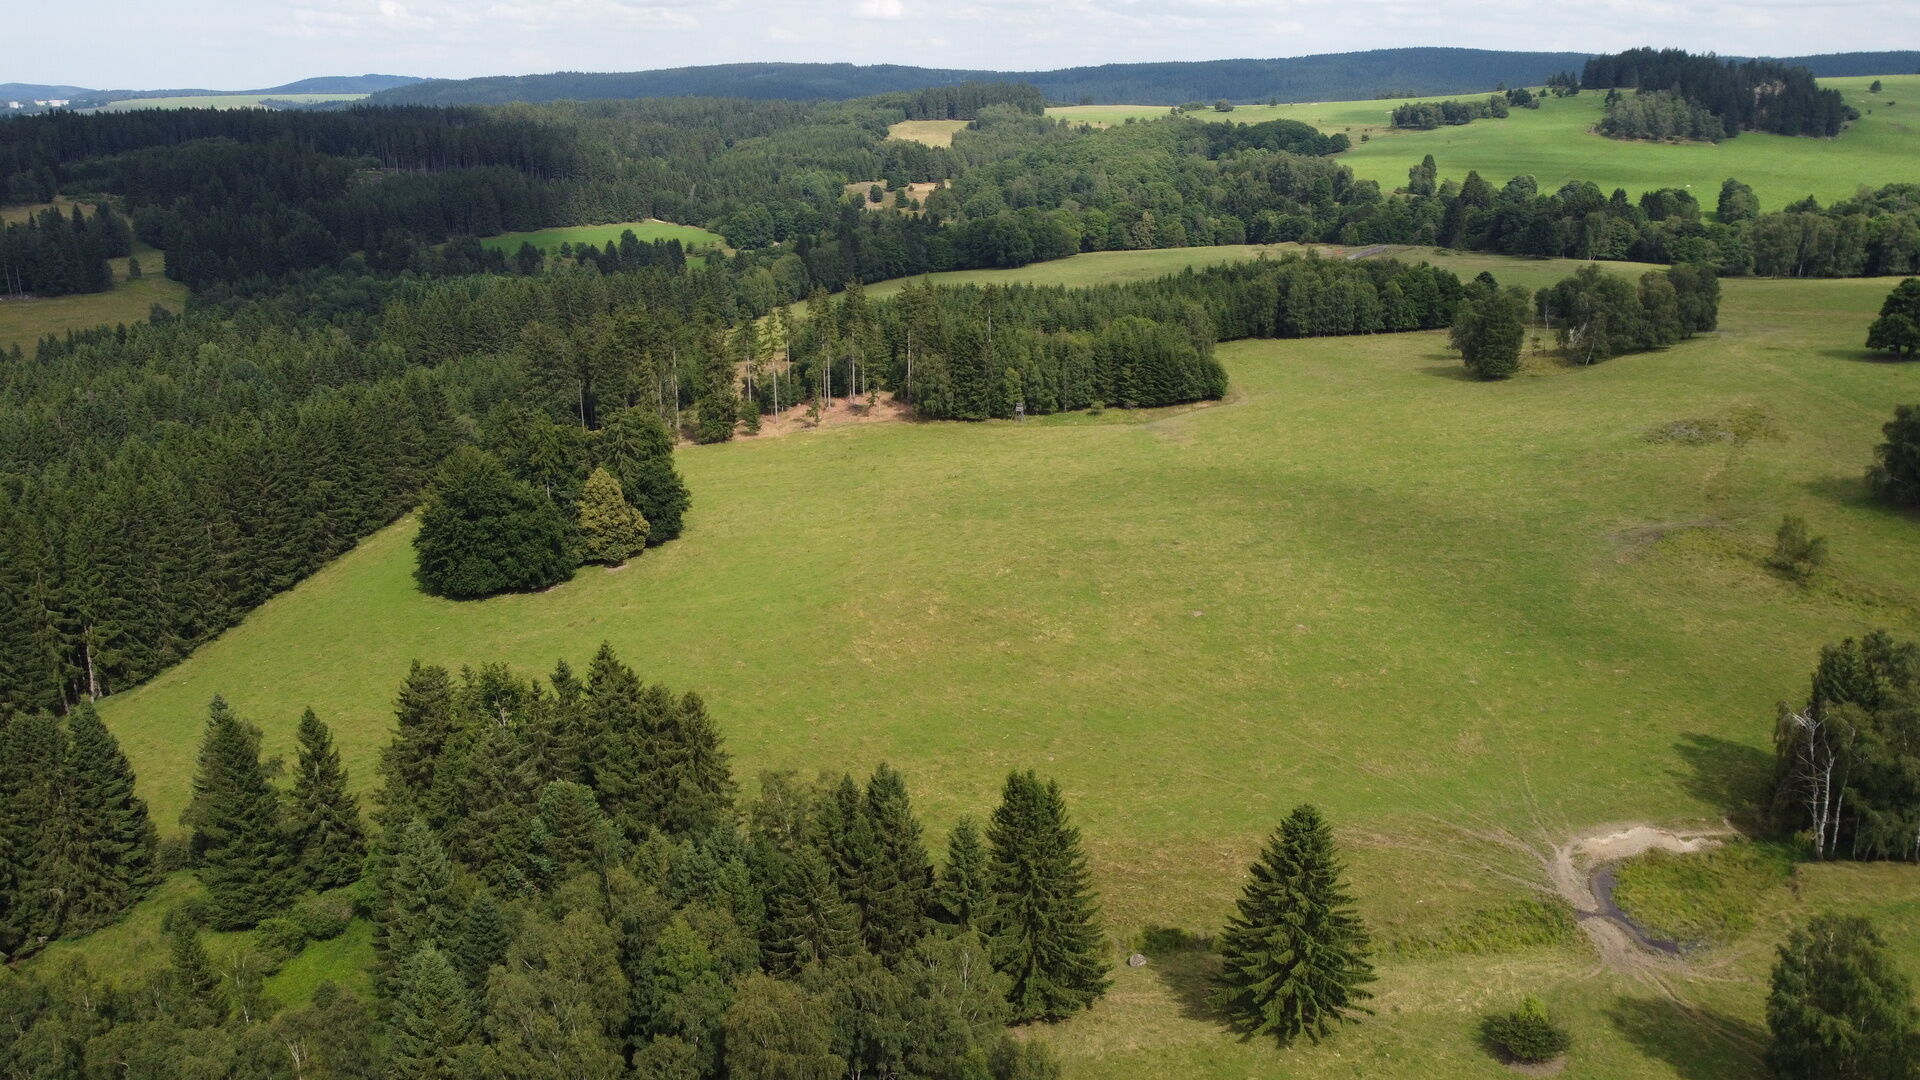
<box><xmin>1767</xmin><ymin>914</ymin><xmax>1920</xmax><ymax>1079</ymax></box>
<box><xmin>537</xmin><ymin>779</ymin><xmax>616</xmax><ymax>879</ymax></box>
<box><xmin>664</xmin><ymin>690</ymin><xmax>735</xmax><ymax>836</ymax></box>
<box><xmin>596</xmin><ymin>408</ymin><xmax>691</xmax><ymax>544</ymax></box>
<box><xmin>982</xmin><ymin>771</ymin><xmax>1110</xmax><ymax>1021</ymax></box>
<box><xmin>373</xmin><ymin>818</ymin><xmax>460</xmax><ymax>997</ymax></box>
<box><xmin>1210</xmin><ymin>804</ymin><xmax>1375</xmax><ymax>1046</ymax></box>
<box><xmin>763</xmin><ymin>847</ymin><xmax>862</xmax><ymax>975</ymax></box>
<box><xmin>288</xmin><ymin>710</ymin><xmax>365</xmax><ymax>891</ymax></box>
<box><xmin>451</xmin><ymin>889</ymin><xmax>511</xmax><ymax>992</ymax></box>
<box><xmin>377</xmin><ymin>662</ymin><xmax>459</xmax><ymax>831</ymax></box>
<box><xmin>576</xmin><ymin>466</ymin><xmax>649</xmax><ymax>565</ymax></box>
<box><xmin>53</xmin><ymin>703</ymin><xmax>157</xmax><ymax>934</ymax></box>
<box><xmin>169</xmin><ymin>923</ymin><xmax>224</xmax><ymax>1023</ymax></box>
<box><xmin>937</xmin><ymin>817</ymin><xmax>992</xmax><ymax>932</ymax></box>
<box><xmin>1</xmin><ymin>712</ymin><xmax>66</xmax><ymax>952</ymax></box>
<box><xmin>387</xmin><ymin>947</ymin><xmax>481</xmax><ymax>1080</ymax></box>
<box><xmin>185</xmin><ymin>698</ymin><xmax>297</xmax><ymax>930</ymax></box>
<box><xmin>862</xmin><ymin>763</ymin><xmax>934</xmax><ymax>962</ymax></box>
<box><xmin>815</xmin><ymin>774</ymin><xmax>879</xmax><ymax>928</ymax></box>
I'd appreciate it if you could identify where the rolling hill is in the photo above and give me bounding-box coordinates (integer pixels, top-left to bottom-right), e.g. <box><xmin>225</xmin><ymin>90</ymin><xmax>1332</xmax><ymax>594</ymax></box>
<box><xmin>365</xmin><ymin>49</ymin><xmax>1920</xmax><ymax>107</ymax></box>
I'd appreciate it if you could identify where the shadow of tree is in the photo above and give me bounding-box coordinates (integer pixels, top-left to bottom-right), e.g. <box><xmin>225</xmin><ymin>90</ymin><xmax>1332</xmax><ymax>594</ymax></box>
<box><xmin>1672</xmin><ymin>733</ymin><xmax>1773</xmax><ymax>826</ymax></box>
<box><xmin>1606</xmin><ymin>996</ymin><xmax>1767</xmax><ymax>1080</ymax></box>
<box><xmin>1419</xmin><ymin>363</ymin><xmax>1479</xmax><ymax>381</ymax></box>
<box><xmin>1149</xmin><ymin>946</ymin><xmax>1227</xmax><ymax>1027</ymax></box>
<box><xmin>1813</xmin><ymin>346</ymin><xmax>1917</xmax><ymax>366</ymax></box>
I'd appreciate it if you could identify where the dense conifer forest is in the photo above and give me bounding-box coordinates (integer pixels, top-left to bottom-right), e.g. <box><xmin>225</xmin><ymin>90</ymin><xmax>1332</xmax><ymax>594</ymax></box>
<box><xmin>0</xmin><ymin>645</ymin><xmax>1109</xmax><ymax>1079</ymax></box>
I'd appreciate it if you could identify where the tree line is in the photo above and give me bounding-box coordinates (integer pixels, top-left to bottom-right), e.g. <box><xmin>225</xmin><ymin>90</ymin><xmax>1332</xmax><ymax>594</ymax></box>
<box><xmin>0</xmin><ymin>645</ymin><xmax>1115</xmax><ymax>1078</ymax></box>
<box><xmin>1581</xmin><ymin>48</ymin><xmax>1856</xmax><ymax>138</ymax></box>
<box><xmin>0</xmin><ymin>202</ymin><xmax>129</xmax><ymax>297</ymax></box>
<box><xmin>1451</xmin><ymin>262</ymin><xmax>1720</xmax><ymax>376</ymax></box>
<box><xmin>1389</xmin><ymin>95</ymin><xmax>1510</xmax><ymax>130</ymax></box>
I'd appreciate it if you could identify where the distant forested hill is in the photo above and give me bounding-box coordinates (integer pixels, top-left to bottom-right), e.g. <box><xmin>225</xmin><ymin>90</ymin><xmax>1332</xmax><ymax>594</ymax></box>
<box><xmin>366</xmin><ymin>48</ymin><xmax>1920</xmax><ymax>107</ymax></box>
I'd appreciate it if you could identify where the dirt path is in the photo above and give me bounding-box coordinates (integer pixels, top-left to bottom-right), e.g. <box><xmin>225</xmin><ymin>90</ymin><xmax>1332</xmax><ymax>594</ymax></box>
<box><xmin>1546</xmin><ymin>824</ymin><xmax>1733</xmax><ymax>973</ymax></box>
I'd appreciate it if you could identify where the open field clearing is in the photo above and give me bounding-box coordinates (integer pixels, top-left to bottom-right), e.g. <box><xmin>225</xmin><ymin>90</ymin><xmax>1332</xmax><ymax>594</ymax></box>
<box><xmin>889</xmin><ymin>118</ymin><xmax>971</xmax><ymax>146</ymax></box>
<box><xmin>83</xmin><ymin>240</ymin><xmax>1920</xmax><ymax>1074</ymax></box>
<box><xmin>0</xmin><ymin>244</ymin><xmax>185</xmax><ymax>352</ymax></box>
<box><xmin>476</xmin><ymin>219</ymin><xmax>723</xmax><ymax>253</ymax></box>
<box><xmin>80</xmin><ymin>93</ymin><xmax>366</xmax><ymax>111</ymax></box>
<box><xmin>1051</xmin><ymin>75</ymin><xmax>1920</xmax><ymax>209</ymax></box>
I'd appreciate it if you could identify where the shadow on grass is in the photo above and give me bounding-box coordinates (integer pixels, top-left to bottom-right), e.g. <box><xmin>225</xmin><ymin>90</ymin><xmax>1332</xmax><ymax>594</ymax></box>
<box><xmin>1802</xmin><ymin>472</ymin><xmax>1881</xmax><ymax>510</ymax></box>
<box><xmin>1672</xmin><ymin>734</ymin><xmax>1772</xmax><ymax>826</ymax></box>
<box><xmin>1149</xmin><ymin>945</ymin><xmax>1228</xmax><ymax>1027</ymax></box>
<box><xmin>1419</xmin><ymin>362</ymin><xmax>1480</xmax><ymax>381</ymax></box>
<box><xmin>1605</xmin><ymin>996</ymin><xmax>1767</xmax><ymax>1080</ymax></box>
<box><xmin>1814</xmin><ymin>346</ymin><xmax>1918</xmax><ymax>366</ymax></box>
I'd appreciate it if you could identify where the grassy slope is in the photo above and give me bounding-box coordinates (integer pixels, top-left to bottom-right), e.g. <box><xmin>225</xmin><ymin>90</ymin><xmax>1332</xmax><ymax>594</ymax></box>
<box><xmin>0</xmin><ymin>244</ymin><xmax>187</xmax><ymax>353</ymax></box>
<box><xmin>1051</xmin><ymin>75</ymin><xmax>1920</xmax><ymax>209</ymax></box>
<box><xmin>86</xmin><ymin>243</ymin><xmax>1920</xmax><ymax>1074</ymax></box>
<box><xmin>478</xmin><ymin>220</ymin><xmax>723</xmax><ymax>254</ymax></box>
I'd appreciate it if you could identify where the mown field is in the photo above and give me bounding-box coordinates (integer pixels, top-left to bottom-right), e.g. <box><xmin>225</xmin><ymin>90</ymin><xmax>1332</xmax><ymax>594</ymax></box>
<box><xmin>83</xmin><ymin>242</ymin><xmax>1920</xmax><ymax>1076</ymax></box>
<box><xmin>81</xmin><ymin>93</ymin><xmax>366</xmax><ymax>112</ymax></box>
<box><xmin>1050</xmin><ymin>74</ymin><xmax>1920</xmax><ymax>210</ymax></box>
<box><xmin>0</xmin><ymin>244</ymin><xmax>186</xmax><ymax>353</ymax></box>
<box><xmin>889</xmin><ymin>119</ymin><xmax>971</xmax><ymax>146</ymax></box>
<box><xmin>477</xmin><ymin>219</ymin><xmax>724</xmax><ymax>254</ymax></box>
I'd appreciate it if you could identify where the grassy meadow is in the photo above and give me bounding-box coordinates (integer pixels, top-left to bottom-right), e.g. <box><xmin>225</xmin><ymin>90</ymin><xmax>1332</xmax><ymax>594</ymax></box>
<box><xmin>1050</xmin><ymin>74</ymin><xmax>1920</xmax><ymax>209</ymax></box>
<box><xmin>477</xmin><ymin>220</ymin><xmax>723</xmax><ymax>254</ymax></box>
<box><xmin>80</xmin><ymin>240</ymin><xmax>1920</xmax><ymax>1075</ymax></box>
<box><xmin>889</xmin><ymin>119</ymin><xmax>970</xmax><ymax>146</ymax></box>
<box><xmin>0</xmin><ymin>244</ymin><xmax>186</xmax><ymax>353</ymax></box>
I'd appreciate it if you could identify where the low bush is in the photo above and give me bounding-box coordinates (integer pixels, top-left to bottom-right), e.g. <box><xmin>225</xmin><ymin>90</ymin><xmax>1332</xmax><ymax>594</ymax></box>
<box><xmin>290</xmin><ymin>892</ymin><xmax>354</xmax><ymax>942</ymax></box>
<box><xmin>1481</xmin><ymin>996</ymin><xmax>1571</xmax><ymax>1063</ymax></box>
<box><xmin>254</xmin><ymin>917</ymin><xmax>308</xmax><ymax>966</ymax></box>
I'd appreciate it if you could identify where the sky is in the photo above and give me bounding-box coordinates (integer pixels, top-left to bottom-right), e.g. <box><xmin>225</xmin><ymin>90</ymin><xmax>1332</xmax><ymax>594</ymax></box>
<box><xmin>11</xmin><ymin>0</ymin><xmax>1917</xmax><ymax>90</ymax></box>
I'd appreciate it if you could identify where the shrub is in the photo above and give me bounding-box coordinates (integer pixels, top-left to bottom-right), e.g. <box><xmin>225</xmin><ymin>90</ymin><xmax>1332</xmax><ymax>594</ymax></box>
<box><xmin>155</xmin><ymin>835</ymin><xmax>192</xmax><ymax>874</ymax></box>
<box><xmin>164</xmin><ymin>897</ymin><xmax>211</xmax><ymax>931</ymax></box>
<box><xmin>1481</xmin><ymin>996</ymin><xmax>1571</xmax><ymax>1063</ymax></box>
<box><xmin>290</xmin><ymin>892</ymin><xmax>354</xmax><ymax>942</ymax></box>
<box><xmin>1769</xmin><ymin>515</ymin><xmax>1828</xmax><ymax>580</ymax></box>
<box><xmin>255</xmin><ymin>917</ymin><xmax>309</xmax><ymax>965</ymax></box>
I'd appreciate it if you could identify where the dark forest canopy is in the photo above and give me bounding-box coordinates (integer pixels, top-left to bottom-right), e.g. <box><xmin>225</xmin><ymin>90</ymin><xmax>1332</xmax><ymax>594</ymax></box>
<box><xmin>1582</xmin><ymin>48</ymin><xmax>1857</xmax><ymax>138</ymax></box>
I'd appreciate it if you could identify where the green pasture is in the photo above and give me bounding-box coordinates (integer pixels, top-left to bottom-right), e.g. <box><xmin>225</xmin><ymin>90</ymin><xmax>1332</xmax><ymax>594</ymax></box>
<box><xmin>0</xmin><ymin>244</ymin><xmax>186</xmax><ymax>353</ymax></box>
<box><xmin>79</xmin><ymin>243</ymin><xmax>1920</xmax><ymax>1076</ymax></box>
<box><xmin>889</xmin><ymin>119</ymin><xmax>970</xmax><ymax>147</ymax></box>
<box><xmin>1052</xmin><ymin>75</ymin><xmax>1920</xmax><ymax>210</ymax></box>
<box><xmin>80</xmin><ymin>93</ymin><xmax>366</xmax><ymax>112</ymax></box>
<box><xmin>476</xmin><ymin>220</ymin><xmax>723</xmax><ymax>254</ymax></box>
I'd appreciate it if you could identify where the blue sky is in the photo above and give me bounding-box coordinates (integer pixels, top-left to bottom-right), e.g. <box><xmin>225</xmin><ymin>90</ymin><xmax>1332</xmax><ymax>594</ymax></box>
<box><xmin>13</xmin><ymin>0</ymin><xmax>1917</xmax><ymax>89</ymax></box>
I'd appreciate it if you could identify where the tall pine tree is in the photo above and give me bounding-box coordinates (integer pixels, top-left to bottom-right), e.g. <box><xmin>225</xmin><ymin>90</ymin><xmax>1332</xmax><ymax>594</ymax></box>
<box><xmin>0</xmin><ymin>712</ymin><xmax>66</xmax><ymax>953</ymax></box>
<box><xmin>862</xmin><ymin>763</ymin><xmax>934</xmax><ymax>962</ymax></box>
<box><xmin>387</xmin><ymin>946</ymin><xmax>483</xmax><ymax>1080</ymax></box>
<box><xmin>937</xmin><ymin>817</ymin><xmax>992</xmax><ymax>932</ymax></box>
<box><xmin>54</xmin><ymin>703</ymin><xmax>158</xmax><ymax>934</ymax></box>
<box><xmin>288</xmin><ymin>710</ymin><xmax>365</xmax><ymax>891</ymax></box>
<box><xmin>373</xmin><ymin>818</ymin><xmax>460</xmax><ymax>997</ymax></box>
<box><xmin>982</xmin><ymin>771</ymin><xmax>1110</xmax><ymax>1021</ymax></box>
<box><xmin>1210</xmin><ymin>804</ymin><xmax>1375</xmax><ymax>1046</ymax></box>
<box><xmin>184</xmin><ymin>698</ymin><xmax>297</xmax><ymax>930</ymax></box>
<box><xmin>763</xmin><ymin>847</ymin><xmax>861</xmax><ymax>976</ymax></box>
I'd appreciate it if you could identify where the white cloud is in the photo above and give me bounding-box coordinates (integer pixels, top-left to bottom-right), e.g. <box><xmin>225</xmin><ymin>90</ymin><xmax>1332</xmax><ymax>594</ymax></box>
<box><xmin>854</xmin><ymin>0</ymin><xmax>906</xmax><ymax>18</ymax></box>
